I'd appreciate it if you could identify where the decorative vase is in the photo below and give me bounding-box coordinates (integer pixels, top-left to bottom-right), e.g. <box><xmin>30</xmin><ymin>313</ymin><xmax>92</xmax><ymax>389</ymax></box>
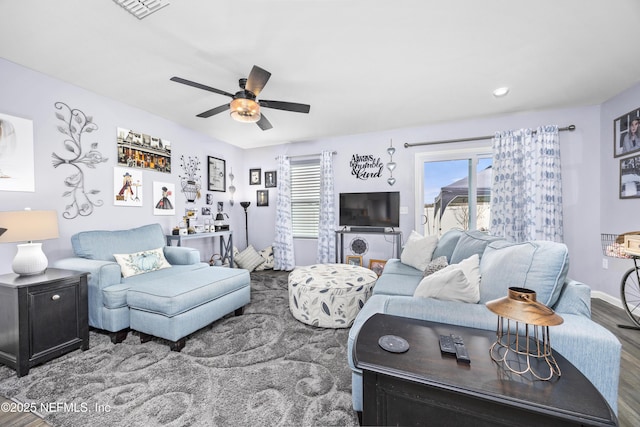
<box><xmin>181</xmin><ymin>180</ymin><xmax>200</xmax><ymax>203</ymax></box>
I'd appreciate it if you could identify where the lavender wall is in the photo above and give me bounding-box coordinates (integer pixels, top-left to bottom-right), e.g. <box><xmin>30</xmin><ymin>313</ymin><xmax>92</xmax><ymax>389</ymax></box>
<box><xmin>1</xmin><ymin>56</ymin><xmax>636</xmax><ymax>302</ymax></box>
<box><xmin>0</xmin><ymin>58</ymin><xmax>248</xmax><ymax>273</ymax></box>
<box><xmin>598</xmin><ymin>81</ymin><xmax>640</xmax><ymax>301</ymax></box>
<box><xmin>243</xmin><ymin>105</ymin><xmax>603</xmax><ymax>296</ymax></box>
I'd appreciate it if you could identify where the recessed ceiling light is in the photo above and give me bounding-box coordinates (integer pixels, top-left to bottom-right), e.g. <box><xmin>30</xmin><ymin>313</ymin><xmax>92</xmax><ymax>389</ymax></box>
<box><xmin>492</xmin><ymin>87</ymin><xmax>510</xmax><ymax>98</ymax></box>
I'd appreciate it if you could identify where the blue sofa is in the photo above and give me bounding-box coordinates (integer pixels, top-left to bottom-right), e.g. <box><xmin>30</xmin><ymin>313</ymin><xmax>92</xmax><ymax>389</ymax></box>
<box><xmin>53</xmin><ymin>223</ymin><xmax>250</xmax><ymax>350</ymax></box>
<box><xmin>347</xmin><ymin>229</ymin><xmax>622</xmax><ymax>415</ymax></box>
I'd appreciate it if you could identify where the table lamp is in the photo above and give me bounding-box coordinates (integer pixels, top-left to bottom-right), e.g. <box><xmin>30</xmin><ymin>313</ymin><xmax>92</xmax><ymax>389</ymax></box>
<box><xmin>0</xmin><ymin>210</ymin><xmax>60</xmax><ymax>276</ymax></box>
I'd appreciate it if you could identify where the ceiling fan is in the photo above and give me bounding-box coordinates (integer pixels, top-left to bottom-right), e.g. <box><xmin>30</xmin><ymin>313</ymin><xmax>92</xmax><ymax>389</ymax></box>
<box><xmin>170</xmin><ymin>65</ymin><xmax>310</xmax><ymax>131</ymax></box>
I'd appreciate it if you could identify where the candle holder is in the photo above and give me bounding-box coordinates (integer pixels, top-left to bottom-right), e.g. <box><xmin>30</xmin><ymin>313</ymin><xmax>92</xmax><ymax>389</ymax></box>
<box><xmin>486</xmin><ymin>287</ymin><xmax>563</xmax><ymax>381</ymax></box>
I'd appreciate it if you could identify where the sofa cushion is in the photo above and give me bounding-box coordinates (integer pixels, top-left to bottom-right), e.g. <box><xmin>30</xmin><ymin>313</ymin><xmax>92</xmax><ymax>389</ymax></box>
<box><xmin>431</xmin><ymin>229</ymin><xmax>464</xmax><ymax>262</ymax></box>
<box><xmin>113</xmin><ymin>247</ymin><xmax>172</xmax><ymax>278</ymax></box>
<box><xmin>255</xmin><ymin>246</ymin><xmax>275</xmax><ymax>271</ymax></box>
<box><xmin>422</xmin><ymin>256</ymin><xmax>448</xmax><ymax>277</ymax></box>
<box><xmin>400</xmin><ymin>230</ymin><xmax>438</xmax><ymax>271</ymax></box>
<box><xmin>479</xmin><ymin>240</ymin><xmax>570</xmax><ymax>307</ymax></box>
<box><xmin>449</xmin><ymin>230</ymin><xmax>503</xmax><ymax>264</ymax></box>
<box><xmin>72</xmin><ymin>223</ymin><xmax>167</xmax><ymax>261</ymax></box>
<box><xmin>235</xmin><ymin>245</ymin><xmax>265</xmax><ymax>271</ymax></box>
<box><xmin>414</xmin><ymin>254</ymin><xmax>480</xmax><ymax>303</ymax></box>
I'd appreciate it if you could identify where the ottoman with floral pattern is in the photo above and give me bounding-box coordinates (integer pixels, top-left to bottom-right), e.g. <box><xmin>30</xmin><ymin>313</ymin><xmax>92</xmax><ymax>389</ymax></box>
<box><xmin>288</xmin><ymin>263</ymin><xmax>378</xmax><ymax>328</ymax></box>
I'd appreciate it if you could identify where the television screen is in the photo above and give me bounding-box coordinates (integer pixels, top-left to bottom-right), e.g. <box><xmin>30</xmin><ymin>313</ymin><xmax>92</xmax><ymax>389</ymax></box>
<box><xmin>339</xmin><ymin>192</ymin><xmax>400</xmax><ymax>228</ymax></box>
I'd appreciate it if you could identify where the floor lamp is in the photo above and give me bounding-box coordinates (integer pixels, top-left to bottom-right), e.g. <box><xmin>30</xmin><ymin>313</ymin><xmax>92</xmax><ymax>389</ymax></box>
<box><xmin>240</xmin><ymin>201</ymin><xmax>250</xmax><ymax>247</ymax></box>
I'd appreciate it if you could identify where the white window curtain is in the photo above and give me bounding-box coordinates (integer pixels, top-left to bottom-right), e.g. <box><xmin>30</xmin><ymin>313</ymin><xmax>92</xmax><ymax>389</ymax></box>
<box><xmin>274</xmin><ymin>155</ymin><xmax>296</xmax><ymax>270</ymax></box>
<box><xmin>489</xmin><ymin>125</ymin><xmax>564</xmax><ymax>243</ymax></box>
<box><xmin>316</xmin><ymin>150</ymin><xmax>336</xmax><ymax>263</ymax></box>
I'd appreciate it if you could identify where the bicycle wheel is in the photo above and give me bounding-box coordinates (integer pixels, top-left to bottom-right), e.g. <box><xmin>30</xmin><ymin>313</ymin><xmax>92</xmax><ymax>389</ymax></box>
<box><xmin>621</xmin><ymin>267</ymin><xmax>640</xmax><ymax>328</ymax></box>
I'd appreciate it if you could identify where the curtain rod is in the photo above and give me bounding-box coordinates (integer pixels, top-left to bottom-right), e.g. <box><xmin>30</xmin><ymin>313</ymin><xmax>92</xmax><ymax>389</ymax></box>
<box><xmin>275</xmin><ymin>151</ymin><xmax>337</xmax><ymax>160</ymax></box>
<box><xmin>403</xmin><ymin>125</ymin><xmax>576</xmax><ymax>148</ymax></box>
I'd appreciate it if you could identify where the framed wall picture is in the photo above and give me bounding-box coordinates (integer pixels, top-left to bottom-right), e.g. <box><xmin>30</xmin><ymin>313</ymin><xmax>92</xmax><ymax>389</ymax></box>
<box><xmin>0</xmin><ymin>112</ymin><xmax>35</xmax><ymax>192</ymax></box>
<box><xmin>207</xmin><ymin>156</ymin><xmax>226</xmax><ymax>192</ymax></box>
<box><xmin>250</xmin><ymin>168</ymin><xmax>261</xmax><ymax>185</ymax></box>
<box><xmin>369</xmin><ymin>259</ymin><xmax>387</xmax><ymax>276</ymax></box>
<box><xmin>620</xmin><ymin>154</ymin><xmax>640</xmax><ymax>199</ymax></box>
<box><xmin>265</xmin><ymin>170</ymin><xmax>277</xmax><ymax>188</ymax></box>
<box><xmin>614</xmin><ymin>108</ymin><xmax>640</xmax><ymax>158</ymax></box>
<box><xmin>257</xmin><ymin>189</ymin><xmax>269</xmax><ymax>206</ymax></box>
<box><xmin>116</xmin><ymin>127</ymin><xmax>171</xmax><ymax>172</ymax></box>
<box><xmin>153</xmin><ymin>181</ymin><xmax>175</xmax><ymax>215</ymax></box>
<box><xmin>346</xmin><ymin>255</ymin><xmax>363</xmax><ymax>266</ymax></box>
<box><xmin>113</xmin><ymin>167</ymin><xmax>143</xmax><ymax>207</ymax></box>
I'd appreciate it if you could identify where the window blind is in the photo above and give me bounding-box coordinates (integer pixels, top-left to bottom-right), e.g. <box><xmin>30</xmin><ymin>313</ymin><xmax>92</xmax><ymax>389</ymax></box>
<box><xmin>291</xmin><ymin>159</ymin><xmax>320</xmax><ymax>238</ymax></box>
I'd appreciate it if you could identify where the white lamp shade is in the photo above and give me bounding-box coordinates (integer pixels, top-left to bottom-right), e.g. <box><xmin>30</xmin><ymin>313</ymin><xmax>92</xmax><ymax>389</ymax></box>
<box><xmin>0</xmin><ymin>210</ymin><xmax>59</xmax><ymax>243</ymax></box>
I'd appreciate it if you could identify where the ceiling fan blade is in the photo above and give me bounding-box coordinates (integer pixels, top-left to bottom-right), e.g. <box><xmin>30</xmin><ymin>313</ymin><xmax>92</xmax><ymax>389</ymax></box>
<box><xmin>197</xmin><ymin>103</ymin><xmax>230</xmax><ymax>118</ymax></box>
<box><xmin>259</xmin><ymin>100</ymin><xmax>310</xmax><ymax>114</ymax></box>
<box><xmin>256</xmin><ymin>113</ymin><xmax>273</xmax><ymax>131</ymax></box>
<box><xmin>170</xmin><ymin>76</ymin><xmax>234</xmax><ymax>98</ymax></box>
<box><xmin>245</xmin><ymin>66</ymin><xmax>271</xmax><ymax>97</ymax></box>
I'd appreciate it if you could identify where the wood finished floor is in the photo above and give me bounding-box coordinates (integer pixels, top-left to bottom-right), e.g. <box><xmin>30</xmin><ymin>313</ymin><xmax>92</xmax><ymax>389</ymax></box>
<box><xmin>0</xmin><ymin>299</ymin><xmax>637</xmax><ymax>427</ymax></box>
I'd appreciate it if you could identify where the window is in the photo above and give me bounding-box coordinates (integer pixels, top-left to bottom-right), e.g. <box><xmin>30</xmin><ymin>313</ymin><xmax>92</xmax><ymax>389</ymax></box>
<box><xmin>291</xmin><ymin>159</ymin><xmax>320</xmax><ymax>238</ymax></box>
<box><xmin>414</xmin><ymin>147</ymin><xmax>492</xmax><ymax>236</ymax></box>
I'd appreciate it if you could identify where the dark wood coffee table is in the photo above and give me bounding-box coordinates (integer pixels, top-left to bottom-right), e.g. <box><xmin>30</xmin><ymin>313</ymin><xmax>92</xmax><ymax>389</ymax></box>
<box><xmin>353</xmin><ymin>313</ymin><xmax>618</xmax><ymax>426</ymax></box>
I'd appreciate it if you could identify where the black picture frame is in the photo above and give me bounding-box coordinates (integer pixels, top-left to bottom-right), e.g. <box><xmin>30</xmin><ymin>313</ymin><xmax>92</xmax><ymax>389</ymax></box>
<box><xmin>264</xmin><ymin>171</ymin><xmax>277</xmax><ymax>188</ymax></box>
<box><xmin>257</xmin><ymin>189</ymin><xmax>269</xmax><ymax>206</ymax></box>
<box><xmin>614</xmin><ymin>107</ymin><xmax>640</xmax><ymax>158</ymax></box>
<box><xmin>620</xmin><ymin>154</ymin><xmax>640</xmax><ymax>199</ymax></box>
<box><xmin>207</xmin><ymin>156</ymin><xmax>226</xmax><ymax>192</ymax></box>
<box><xmin>250</xmin><ymin>168</ymin><xmax>261</xmax><ymax>185</ymax></box>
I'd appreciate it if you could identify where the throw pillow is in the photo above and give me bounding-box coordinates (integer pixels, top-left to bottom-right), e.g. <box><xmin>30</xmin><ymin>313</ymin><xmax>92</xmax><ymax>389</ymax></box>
<box><xmin>414</xmin><ymin>267</ymin><xmax>479</xmax><ymax>303</ymax></box>
<box><xmin>400</xmin><ymin>230</ymin><xmax>438</xmax><ymax>271</ymax></box>
<box><xmin>255</xmin><ymin>246</ymin><xmax>275</xmax><ymax>271</ymax></box>
<box><xmin>422</xmin><ymin>256</ymin><xmax>449</xmax><ymax>277</ymax></box>
<box><xmin>449</xmin><ymin>230</ymin><xmax>503</xmax><ymax>264</ymax></box>
<box><xmin>113</xmin><ymin>247</ymin><xmax>172</xmax><ymax>278</ymax></box>
<box><xmin>235</xmin><ymin>245</ymin><xmax>266</xmax><ymax>272</ymax></box>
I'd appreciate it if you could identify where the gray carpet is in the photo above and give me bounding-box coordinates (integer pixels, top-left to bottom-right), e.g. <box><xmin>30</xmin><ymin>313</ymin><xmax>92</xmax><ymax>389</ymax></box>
<box><xmin>0</xmin><ymin>270</ymin><xmax>360</xmax><ymax>427</ymax></box>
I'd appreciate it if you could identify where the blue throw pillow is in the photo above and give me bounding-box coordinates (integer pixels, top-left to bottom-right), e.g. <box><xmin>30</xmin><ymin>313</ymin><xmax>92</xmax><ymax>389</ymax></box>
<box><xmin>479</xmin><ymin>240</ymin><xmax>569</xmax><ymax>307</ymax></box>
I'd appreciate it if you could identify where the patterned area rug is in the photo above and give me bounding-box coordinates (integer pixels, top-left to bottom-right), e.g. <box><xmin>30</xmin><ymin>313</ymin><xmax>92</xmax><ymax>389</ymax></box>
<box><xmin>0</xmin><ymin>271</ymin><xmax>360</xmax><ymax>427</ymax></box>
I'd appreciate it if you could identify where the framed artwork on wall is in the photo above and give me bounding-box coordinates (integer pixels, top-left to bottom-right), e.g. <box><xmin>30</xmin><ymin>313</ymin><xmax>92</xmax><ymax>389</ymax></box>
<box><xmin>620</xmin><ymin>154</ymin><xmax>640</xmax><ymax>199</ymax></box>
<box><xmin>0</xmin><ymin>112</ymin><xmax>34</xmax><ymax>192</ymax></box>
<box><xmin>113</xmin><ymin>167</ymin><xmax>143</xmax><ymax>206</ymax></box>
<box><xmin>153</xmin><ymin>182</ymin><xmax>175</xmax><ymax>215</ymax></box>
<box><xmin>207</xmin><ymin>156</ymin><xmax>226</xmax><ymax>192</ymax></box>
<box><xmin>250</xmin><ymin>168</ymin><xmax>261</xmax><ymax>185</ymax></box>
<box><xmin>369</xmin><ymin>259</ymin><xmax>387</xmax><ymax>276</ymax></box>
<box><xmin>346</xmin><ymin>255</ymin><xmax>363</xmax><ymax>266</ymax></box>
<box><xmin>116</xmin><ymin>127</ymin><xmax>171</xmax><ymax>172</ymax></box>
<box><xmin>257</xmin><ymin>189</ymin><xmax>269</xmax><ymax>206</ymax></box>
<box><xmin>614</xmin><ymin>108</ymin><xmax>640</xmax><ymax>158</ymax></box>
<box><xmin>264</xmin><ymin>171</ymin><xmax>277</xmax><ymax>188</ymax></box>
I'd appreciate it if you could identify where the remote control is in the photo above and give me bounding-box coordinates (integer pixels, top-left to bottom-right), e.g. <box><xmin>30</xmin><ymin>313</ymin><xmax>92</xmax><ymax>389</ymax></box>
<box><xmin>451</xmin><ymin>334</ymin><xmax>471</xmax><ymax>364</ymax></box>
<box><xmin>439</xmin><ymin>335</ymin><xmax>456</xmax><ymax>354</ymax></box>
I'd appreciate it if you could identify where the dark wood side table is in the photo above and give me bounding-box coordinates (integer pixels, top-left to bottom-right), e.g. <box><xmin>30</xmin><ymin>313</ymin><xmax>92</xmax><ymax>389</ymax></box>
<box><xmin>354</xmin><ymin>313</ymin><xmax>617</xmax><ymax>426</ymax></box>
<box><xmin>0</xmin><ymin>268</ymin><xmax>89</xmax><ymax>377</ymax></box>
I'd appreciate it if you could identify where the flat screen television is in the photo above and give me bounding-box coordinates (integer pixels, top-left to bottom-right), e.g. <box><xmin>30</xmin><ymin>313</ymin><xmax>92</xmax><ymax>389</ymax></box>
<box><xmin>339</xmin><ymin>191</ymin><xmax>400</xmax><ymax>228</ymax></box>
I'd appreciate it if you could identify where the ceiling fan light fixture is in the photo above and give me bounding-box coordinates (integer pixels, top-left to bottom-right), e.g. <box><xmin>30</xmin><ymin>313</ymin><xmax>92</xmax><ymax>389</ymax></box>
<box><xmin>230</xmin><ymin>98</ymin><xmax>260</xmax><ymax>123</ymax></box>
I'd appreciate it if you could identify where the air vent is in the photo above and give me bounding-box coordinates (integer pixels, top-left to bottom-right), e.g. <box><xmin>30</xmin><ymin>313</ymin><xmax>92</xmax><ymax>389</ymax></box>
<box><xmin>113</xmin><ymin>0</ymin><xmax>170</xmax><ymax>19</ymax></box>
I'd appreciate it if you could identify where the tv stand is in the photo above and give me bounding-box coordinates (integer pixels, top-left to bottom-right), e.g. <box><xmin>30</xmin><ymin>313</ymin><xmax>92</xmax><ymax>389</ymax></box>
<box><xmin>335</xmin><ymin>229</ymin><xmax>402</xmax><ymax>263</ymax></box>
<box><xmin>349</xmin><ymin>226</ymin><xmax>386</xmax><ymax>233</ymax></box>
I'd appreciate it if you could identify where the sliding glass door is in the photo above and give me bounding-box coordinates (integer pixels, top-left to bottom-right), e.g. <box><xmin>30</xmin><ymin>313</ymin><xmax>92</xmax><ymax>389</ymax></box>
<box><xmin>414</xmin><ymin>148</ymin><xmax>492</xmax><ymax>236</ymax></box>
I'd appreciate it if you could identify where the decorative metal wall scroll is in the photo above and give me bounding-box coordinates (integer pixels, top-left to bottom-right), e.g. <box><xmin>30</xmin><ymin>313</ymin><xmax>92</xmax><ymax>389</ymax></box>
<box><xmin>52</xmin><ymin>102</ymin><xmax>108</xmax><ymax>219</ymax></box>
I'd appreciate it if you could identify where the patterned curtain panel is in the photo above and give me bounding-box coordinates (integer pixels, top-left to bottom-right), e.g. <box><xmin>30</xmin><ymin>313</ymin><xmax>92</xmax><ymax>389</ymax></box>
<box><xmin>490</xmin><ymin>125</ymin><xmax>564</xmax><ymax>243</ymax></box>
<box><xmin>316</xmin><ymin>151</ymin><xmax>336</xmax><ymax>263</ymax></box>
<box><xmin>274</xmin><ymin>155</ymin><xmax>296</xmax><ymax>270</ymax></box>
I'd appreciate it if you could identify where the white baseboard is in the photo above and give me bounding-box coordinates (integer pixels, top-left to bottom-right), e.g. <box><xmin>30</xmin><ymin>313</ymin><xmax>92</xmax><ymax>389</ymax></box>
<box><xmin>591</xmin><ymin>291</ymin><xmax>622</xmax><ymax>309</ymax></box>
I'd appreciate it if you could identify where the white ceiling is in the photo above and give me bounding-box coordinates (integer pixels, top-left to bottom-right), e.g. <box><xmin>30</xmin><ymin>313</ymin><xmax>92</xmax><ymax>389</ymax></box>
<box><xmin>1</xmin><ymin>1</ymin><xmax>639</xmax><ymax>149</ymax></box>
